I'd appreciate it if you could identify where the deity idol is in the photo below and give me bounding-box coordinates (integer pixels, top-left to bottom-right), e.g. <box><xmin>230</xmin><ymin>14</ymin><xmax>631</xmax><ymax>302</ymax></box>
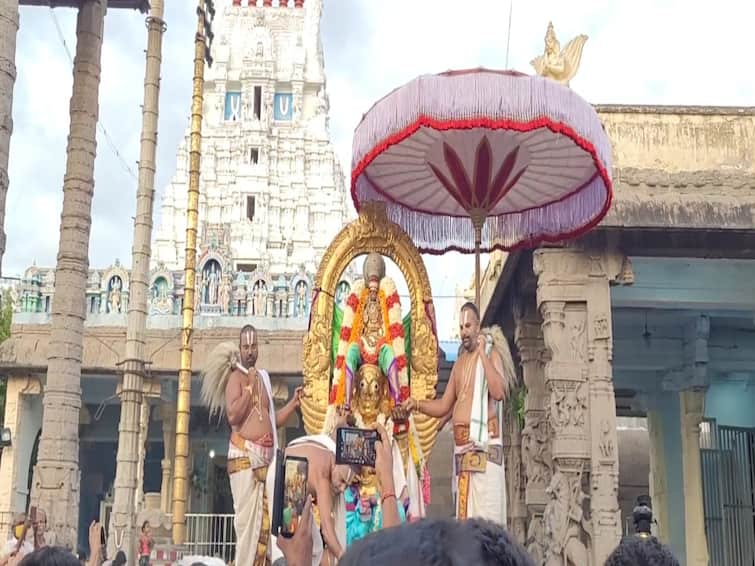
<box><xmin>343</xmin><ymin>364</ymin><xmax>410</xmax><ymax>544</ymax></box>
<box><xmin>530</xmin><ymin>21</ymin><xmax>588</xmax><ymax>86</ymax></box>
<box><xmin>334</xmin><ymin>253</ymin><xmax>404</xmax><ymax>411</ymax></box>
<box><xmin>324</xmin><ymin>253</ymin><xmax>429</xmax><ymax>546</ymax></box>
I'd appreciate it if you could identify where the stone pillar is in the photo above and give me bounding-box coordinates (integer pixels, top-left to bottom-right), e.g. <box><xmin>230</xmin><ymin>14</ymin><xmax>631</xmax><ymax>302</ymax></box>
<box><xmin>515</xmin><ymin>302</ymin><xmax>551</xmax><ymax>564</ymax></box>
<box><xmin>0</xmin><ymin>376</ymin><xmax>42</xmax><ymax>534</ymax></box>
<box><xmin>109</xmin><ymin>1</ymin><xmax>165</xmax><ymax>560</ymax></box>
<box><xmin>160</xmin><ymin>403</ymin><xmax>176</xmax><ymax>515</ymax></box>
<box><xmin>134</xmin><ymin>402</ymin><xmax>152</xmax><ymax>515</ymax></box>
<box><xmin>534</xmin><ymin>248</ymin><xmax>625</xmax><ymax>566</ymax></box>
<box><xmin>679</xmin><ymin>389</ymin><xmax>709</xmax><ymax>566</ymax></box>
<box><xmin>645</xmin><ymin>410</ymin><xmax>669</xmax><ymax>541</ymax></box>
<box><xmin>502</xmin><ymin>404</ymin><xmax>526</xmax><ymax>544</ymax></box>
<box><xmin>31</xmin><ymin>1</ymin><xmax>107</xmax><ymax>550</ymax></box>
<box><xmin>584</xmin><ymin>256</ymin><xmax>622</xmax><ymax>563</ymax></box>
<box><xmin>0</xmin><ymin>0</ymin><xmax>19</xmax><ymax>275</ymax></box>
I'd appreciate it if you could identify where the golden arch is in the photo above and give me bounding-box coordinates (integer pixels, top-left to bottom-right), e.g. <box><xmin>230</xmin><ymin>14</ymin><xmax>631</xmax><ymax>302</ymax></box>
<box><xmin>301</xmin><ymin>202</ymin><xmax>440</xmax><ymax>458</ymax></box>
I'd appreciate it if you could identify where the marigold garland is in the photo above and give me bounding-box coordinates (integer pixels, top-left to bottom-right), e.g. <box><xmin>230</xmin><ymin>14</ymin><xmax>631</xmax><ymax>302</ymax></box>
<box><xmin>329</xmin><ymin>279</ymin><xmax>413</xmax><ymax>422</ymax></box>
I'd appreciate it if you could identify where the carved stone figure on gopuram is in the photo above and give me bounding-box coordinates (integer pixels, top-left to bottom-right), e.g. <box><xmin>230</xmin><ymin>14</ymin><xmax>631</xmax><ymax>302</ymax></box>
<box><xmin>300</xmin><ymin>204</ymin><xmax>440</xmax><ymax>548</ymax></box>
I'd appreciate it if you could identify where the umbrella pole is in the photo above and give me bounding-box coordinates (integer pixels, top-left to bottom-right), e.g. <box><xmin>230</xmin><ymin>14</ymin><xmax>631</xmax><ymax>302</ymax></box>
<box><xmin>475</xmin><ymin>238</ymin><xmax>481</xmax><ymax>308</ymax></box>
<box><xmin>471</xmin><ymin>213</ymin><xmax>485</xmax><ymax>310</ymax></box>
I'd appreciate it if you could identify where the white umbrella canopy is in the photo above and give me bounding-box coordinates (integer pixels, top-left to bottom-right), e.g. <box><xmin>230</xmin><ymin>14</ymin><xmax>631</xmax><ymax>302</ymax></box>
<box><xmin>351</xmin><ymin>68</ymin><xmax>613</xmax><ymax>305</ymax></box>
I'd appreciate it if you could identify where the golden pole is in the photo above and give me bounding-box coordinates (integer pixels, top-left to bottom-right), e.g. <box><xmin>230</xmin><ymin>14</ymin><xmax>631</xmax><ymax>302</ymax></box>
<box><xmin>171</xmin><ymin>0</ymin><xmax>208</xmax><ymax>545</ymax></box>
<box><xmin>470</xmin><ymin>211</ymin><xmax>486</xmax><ymax>309</ymax></box>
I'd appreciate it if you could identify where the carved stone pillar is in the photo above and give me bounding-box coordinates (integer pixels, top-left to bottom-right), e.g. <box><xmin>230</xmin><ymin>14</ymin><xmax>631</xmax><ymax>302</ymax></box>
<box><xmin>31</xmin><ymin>1</ymin><xmax>107</xmax><ymax>549</ymax></box>
<box><xmin>160</xmin><ymin>403</ymin><xmax>176</xmax><ymax>515</ymax></box>
<box><xmin>584</xmin><ymin>259</ymin><xmax>622</xmax><ymax>564</ymax></box>
<box><xmin>134</xmin><ymin>401</ymin><xmax>152</xmax><ymax>514</ymax></box>
<box><xmin>679</xmin><ymin>389</ymin><xmax>709</xmax><ymax>566</ymax></box>
<box><xmin>515</xmin><ymin>304</ymin><xmax>551</xmax><ymax>563</ymax></box>
<box><xmin>503</xmin><ymin>404</ymin><xmax>526</xmax><ymax>544</ymax></box>
<box><xmin>534</xmin><ymin>248</ymin><xmax>624</xmax><ymax>566</ymax></box>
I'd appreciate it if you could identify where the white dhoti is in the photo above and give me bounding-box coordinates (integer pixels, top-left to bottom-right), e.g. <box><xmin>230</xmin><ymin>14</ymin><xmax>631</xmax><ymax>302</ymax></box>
<box><xmin>452</xmin><ymin>342</ymin><xmax>508</xmax><ymax>525</ymax></box>
<box><xmin>454</xmin><ymin>438</ymin><xmax>506</xmax><ymax>525</ymax></box>
<box><xmin>228</xmin><ymin>432</ymin><xmax>275</xmax><ymax>566</ymax></box>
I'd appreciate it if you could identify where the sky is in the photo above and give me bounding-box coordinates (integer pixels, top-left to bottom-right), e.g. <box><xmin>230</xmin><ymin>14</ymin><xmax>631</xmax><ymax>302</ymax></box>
<box><xmin>5</xmin><ymin>0</ymin><xmax>754</xmax><ymax>339</ymax></box>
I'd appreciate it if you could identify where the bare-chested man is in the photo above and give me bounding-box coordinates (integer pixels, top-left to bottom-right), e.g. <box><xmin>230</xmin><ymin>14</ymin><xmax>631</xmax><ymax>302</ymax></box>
<box><xmin>405</xmin><ymin>302</ymin><xmax>509</xmax><ymax>524</ymax></box>
<box><xmin>216</xmin><ymin>324</ymin><xmax>301</xmax><ymax>566</ymax></box>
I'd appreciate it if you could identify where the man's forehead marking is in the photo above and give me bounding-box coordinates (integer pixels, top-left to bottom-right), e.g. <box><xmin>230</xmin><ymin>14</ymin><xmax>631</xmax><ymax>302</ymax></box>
<box><xmin>241</xmin><ymin>328</ymin><xmax>256</xmax><ymax>344</ymax></box>
<box><xmin>461</xmin><ymin>308</ymin><xmax>475</xmax><ymax>324</ymax></box>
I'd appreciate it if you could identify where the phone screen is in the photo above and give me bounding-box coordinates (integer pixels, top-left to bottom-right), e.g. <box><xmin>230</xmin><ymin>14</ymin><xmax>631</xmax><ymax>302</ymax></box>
<box><xmin>272</xmin><ymin>452</ymin><xmax>309</xmax><ymax>539</ymax></box>
<box><xmin>335</xmin><ymin>427</ymin><xmax>378</xmax><ymax>468</ymax></box>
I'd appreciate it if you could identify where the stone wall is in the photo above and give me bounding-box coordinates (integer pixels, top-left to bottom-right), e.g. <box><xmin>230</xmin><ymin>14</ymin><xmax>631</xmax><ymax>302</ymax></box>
<box><xmin>0</xmin><ymin>324</ymin><xmax>305</xmax><ymax>376</ymax></box>
<box><xmin>595</xmin><ymin>105</ymin><xmax>755</xmax><ymax>230</ymax></box>
<box><xmin>597</xmin><ymin>106</ymin><xmax>755</xmax><ymax>173</ymax></box>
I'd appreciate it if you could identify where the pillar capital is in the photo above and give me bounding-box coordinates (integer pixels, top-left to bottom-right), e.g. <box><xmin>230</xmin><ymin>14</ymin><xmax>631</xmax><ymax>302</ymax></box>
<box><xmin>534</xmin><ymin>247</ymin><xmax>632</xmax><ymax>302</ymax></box>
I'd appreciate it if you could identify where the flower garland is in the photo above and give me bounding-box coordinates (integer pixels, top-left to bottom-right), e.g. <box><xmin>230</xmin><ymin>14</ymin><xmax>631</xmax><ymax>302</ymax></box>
<box><xmin>329</xmin><ymin>278</ymin><xmax>410</xmax><ymax>406</ymax></box>
<box><xmin>325</xmin><ymin>276</ymin><xmax>429</xmax><ymax>506</ymax></box>
<box><xmin>379</xmin><ymin>277</ymin><xmax>409</xmax><ymax>399</ymax></box>
<box><xmin>330</xmin><ymin>280</ymin><xmax>363</xmax><ymax>406</ymax></box>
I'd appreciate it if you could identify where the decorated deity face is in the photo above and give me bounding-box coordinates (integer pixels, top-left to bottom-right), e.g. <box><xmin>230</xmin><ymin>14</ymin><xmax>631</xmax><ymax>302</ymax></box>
<box><xmin>367</xmin><ymin>278</ymin><xmax>379</xmax><ymax>297</ymax></box>
<box><xmin>355</xmin><ymin>364</ymin><xmax>385</xmax><ymax>421</ymax></box>
<box><xmin>239</xmin><ymin>326</ymin><xmax>258</xmax><ymax>367</ymax></box>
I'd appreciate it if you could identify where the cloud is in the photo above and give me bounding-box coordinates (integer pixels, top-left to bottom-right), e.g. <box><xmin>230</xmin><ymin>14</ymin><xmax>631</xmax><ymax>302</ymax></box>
<box><xmin>4</xmin><ymin>0</ymin><xmax>752</xmax><ymax>339</ymax></box>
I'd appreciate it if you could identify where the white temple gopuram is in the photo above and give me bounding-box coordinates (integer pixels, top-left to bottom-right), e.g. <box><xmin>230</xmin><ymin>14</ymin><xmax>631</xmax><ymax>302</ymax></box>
<box><xmin>0</xmin><ymin>0</ymin><xmax>354</xmax><ymax>556</ymax></box>
<box><xmin>152</xmin><ymin>0</ymin><xmax>349</xmax><ymax>318</ymax></box>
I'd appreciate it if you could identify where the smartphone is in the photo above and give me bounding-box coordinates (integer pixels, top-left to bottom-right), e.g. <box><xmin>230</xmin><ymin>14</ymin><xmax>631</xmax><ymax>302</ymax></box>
<box><xmin>335</xmin><ymin>427</ymin><xmax>378</xmax><ymax>468</ymax></box>
<box><xmin>272</xmin><ymin>451</ymin><xmax>309</xmax><ymax>539</ymax></box>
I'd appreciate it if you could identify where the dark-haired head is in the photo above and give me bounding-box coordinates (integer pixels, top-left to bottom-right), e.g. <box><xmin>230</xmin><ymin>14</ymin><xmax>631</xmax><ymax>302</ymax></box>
<box><xmin>459</xmin><ymin>302</ymin><xmax>481</xmax><ymax>353</ymax></box>
<box><xmin>113</xmin><ymin>550</ymin><xmax>127</xmax><ymax>566</ymax></box>
<box><xmin>19</xmin><ymin>546</ymin><xmax>81</xmax><ymax>566</ymax></box>
<box><xmin>340</xmin><ymin>518</ymin><xmax>534</xmax><ymax>566</ymax></box>
<box><xmin>239</xmin><ymin>324</ymin><xmax>259</xmax><ymax>367</ymax></box>
<box><xmin>460</xmin><ymin>301</ymin><xmax>480</xmax><ymax>320</ymax></box>
<box><xmin>604</xmin><ymin>536</ymin><xmax>680</xmax><ymax>566</ymax></box>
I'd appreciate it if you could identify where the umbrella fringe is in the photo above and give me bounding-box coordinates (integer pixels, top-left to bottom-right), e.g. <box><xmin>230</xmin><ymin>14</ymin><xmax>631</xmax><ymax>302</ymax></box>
<box><xmin>356</xmin><ymin>173</ymin><xmax>609</xmax><ymax>254</ymax></box>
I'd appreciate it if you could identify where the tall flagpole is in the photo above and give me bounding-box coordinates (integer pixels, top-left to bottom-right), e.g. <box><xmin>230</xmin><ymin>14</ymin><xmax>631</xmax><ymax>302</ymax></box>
<box><xmin>171</xmin><ymin>0</ymin><xmax>215</xmax><ymax>545</ymax></box>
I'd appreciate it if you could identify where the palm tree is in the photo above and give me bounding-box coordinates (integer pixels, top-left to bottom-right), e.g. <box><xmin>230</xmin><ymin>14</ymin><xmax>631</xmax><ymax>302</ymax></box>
<box><xmin>30</xmin><ymin>0</ymin><xmax>106</xmax><ymax>549</ymax></box>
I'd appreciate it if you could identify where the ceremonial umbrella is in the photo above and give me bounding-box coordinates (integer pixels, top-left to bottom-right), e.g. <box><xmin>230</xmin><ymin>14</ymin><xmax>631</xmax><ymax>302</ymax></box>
<box><xmin>351</xmin><ymin>68</ymin><xmax>613</xmax><ymax>306</ymax></box>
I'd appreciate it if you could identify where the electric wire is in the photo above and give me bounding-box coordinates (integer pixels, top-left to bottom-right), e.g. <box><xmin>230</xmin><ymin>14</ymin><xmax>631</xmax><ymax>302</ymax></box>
<box><xmin>48</xmin><ymin>6</ymin><xmax>138</xmax><ymax>182</ymax></box>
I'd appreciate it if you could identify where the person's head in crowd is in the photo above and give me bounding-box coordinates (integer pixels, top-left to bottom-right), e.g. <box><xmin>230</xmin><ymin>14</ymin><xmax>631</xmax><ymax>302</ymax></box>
<box><xmin>112</xmin><ymin>550</ymin><xmax>127</xmax><ymax>566</ymax></box>
<box><xmin>604</xmin><ymin>536</ymin><xmax>680</xmax><ymax>566</ymax></box>
<box><xmin>18</xmin><ymin>546</ymin><xmax>80</xmax><ymax>566</ymax></box>
<box><xmin>339</xmin><ymin>518</ymin><xmax>535</xmax><ymax>566</ymax></box>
